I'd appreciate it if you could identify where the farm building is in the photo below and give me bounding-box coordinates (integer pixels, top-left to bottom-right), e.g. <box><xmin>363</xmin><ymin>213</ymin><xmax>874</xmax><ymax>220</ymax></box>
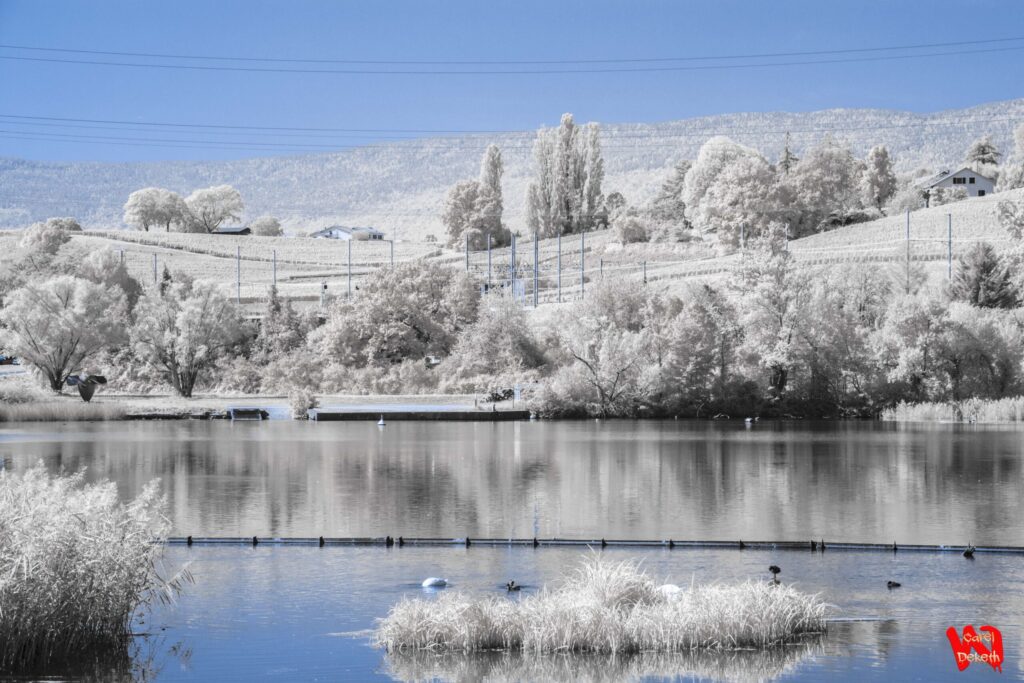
<box><xmin>310</xmin><ymin>225</ymin><xmax>385</xmax><ymax>241</ymax></box>
<box><xmin>212</xmin><ymin>226</ymin><xmax>251</xmax><ymax>235</ymax></box>
<box><xmin>918</xmin><ymin>167</ymin><xmax>995</xmax><ymax>206</ymax></box>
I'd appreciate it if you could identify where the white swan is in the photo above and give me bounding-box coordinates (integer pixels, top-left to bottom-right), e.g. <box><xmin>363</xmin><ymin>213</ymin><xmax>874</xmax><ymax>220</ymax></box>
<box><xmin>378</xmin><ymin>415</ymin><xmax>386</xmax><ymax>426</ymax></box>
<box><xmin>421</xmin><ymin>577</ymin><xmax>448</xmax><ymax>588</ymax></box>
<box><xmin>657</xmin><ymin>583</ymin><xmax>682</xmax><ymax>599</ymax></box>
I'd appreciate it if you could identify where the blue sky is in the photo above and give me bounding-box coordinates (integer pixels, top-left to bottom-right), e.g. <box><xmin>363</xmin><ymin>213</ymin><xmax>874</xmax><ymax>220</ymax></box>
<box><xmin>1</xmin><ymin>0</ymin><xmax>1023</xmax><ymax>162</ymax></box>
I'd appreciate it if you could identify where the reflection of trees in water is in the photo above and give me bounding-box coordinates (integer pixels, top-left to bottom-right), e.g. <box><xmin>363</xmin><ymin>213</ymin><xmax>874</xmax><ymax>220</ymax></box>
<box><xmin>4</xmin><ymin>421</ymin><xmax>1023</xmax><ymax>541</ymax></box>
<box><xmin>384</xmin><ymin>639</ymin><xmax>824</xmax><ymax>683</ymax></box>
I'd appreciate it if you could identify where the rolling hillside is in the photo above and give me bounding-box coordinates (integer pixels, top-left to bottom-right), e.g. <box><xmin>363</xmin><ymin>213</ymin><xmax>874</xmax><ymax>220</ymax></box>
<box><xmin>2</xmin><ymin>99</ymin><xmax>1023</xmax><ymax>238</ymax></box>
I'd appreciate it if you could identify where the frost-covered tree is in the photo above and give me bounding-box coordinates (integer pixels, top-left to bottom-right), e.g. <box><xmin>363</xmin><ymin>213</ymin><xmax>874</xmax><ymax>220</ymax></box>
<box><xmin>76</xmin><ymin>248</ymin><xmax>144</xmax><ymax>311</ymax></box>
<box><xmin>251</xmin><ymin>285</ymin><xmax>306</xmax><ymax>362</ymax></box>
<box><xmin>647</xmin><ymin>160</ymin><xmax>692</xmax><ymax>241</ymax></box>
<box><xmin>683</xmin><ymin>137</ymin><xmax>777</xmax><ymax>245</ymax></box>
<box><xmin>730</xmin><ymin>226</ymin><xmax>811</xmax><ymax>395</ymax></box>
<box><xmin>861</xmin><ymin>145</ymin><xmax>897</xmax><ymax>212</ymax></box>
<box><xmin>184</xmin><ymin>185</ymin><xmax>244</xmax><ymax>234</ymax></box>
<box><xmin>999</xmin><ymin>199</ymin><xmax>1024</xmax><ymax>240</ymax></box>
<box><xmin>1</xmin><ymin>276</ymin><xmax>128</xmax><ymax>391</ymax></box>
<box><xmin>442</xmin><ymin>145</ymin><xmax>511</xmax><ymax>249</ymax></box>
<box><xmin>997</xmin><ymin>124</ymin><xmax>1024</xmax><ymax>191</ymax></box>
<box><xmin>948</xmin><ymin>242</ymin><xmax>1019</xmax><ymax>309</ymax></box>
<box><xmin>250</xmin><ymin>215</ymin><xmax>283</xmax><ymax>237</ymax></box>
<box><xmin>123</xmin><ymin>188</ymin><xmax>188</xmax><ymax>232</ymax></box>
<box><xmin>310</xmin><ymin>262</ymin><xmax>478</xmax><ymax>367</ymax></box>
<box><xmin>44</xmin><ymin>217</ymin><xmax>82</xmax><ymax>232</ymax></box>
<box><xmin>130</xmin><ymin>278</ymin><xmax>244</xmax><ymax>396</ymax></box>
<box><xmin>18</xmin><ymin>221</ymin><xmax>71</xmax><ymax>254</ymax></box>
<box><xmin>447</xmin><ymin>293</ymin><xmax>544</xmax><ymax>378</ymax></box>
<box><xmin>966</xmin><ymin>134</ymin><xmax>1002</xmax><ymax>169</ymax></box>
<box><xmin>777</xmin><ymin>133</ymin><xmax>799</xmax><ymax>175</ymax></box>
<box><xmin>783</xmin><ymin>136</ymin><xmax>864</xmax><ymax>236</ymax></box>
<box><xmin>526</xmin><ymin>113</ymin><xmax>605</xmax><ymax>237</ymax></box>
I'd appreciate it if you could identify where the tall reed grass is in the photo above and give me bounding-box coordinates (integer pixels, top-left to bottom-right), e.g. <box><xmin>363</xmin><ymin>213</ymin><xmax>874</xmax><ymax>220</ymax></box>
<box><xmin>883</xmin><ymin>396</ymin><xmax>1024</xmax><ymax>423</ymax></box>
<box><xmin>0</xmin><ymin>465</ymin><xmax>188</xmax><ymax>672</ymax></box>
<box><xmin>376</xmin><ymin>556</ymin><xmax>828</xmax><ymax>656</ymax></box>
<box><xmin>0</xmin><ymin>401</ymin><xmax>127</xmax><ymax>422</ymax></box>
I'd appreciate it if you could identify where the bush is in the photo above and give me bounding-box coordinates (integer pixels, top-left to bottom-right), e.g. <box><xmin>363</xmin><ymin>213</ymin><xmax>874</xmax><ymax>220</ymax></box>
<box><xmin>289</xmin><ymin>387</ymin><xmax>319</xmax><ymax>419</ymax></box>
<box><xmin>0</xmin><ymin>466</ymin><xmax>187</xmax><ymax>671</ymax></box>
<box><xmin>0</xmin><ymin>377</ymin><xmax>50</xmax><ymax>404</ymax></box>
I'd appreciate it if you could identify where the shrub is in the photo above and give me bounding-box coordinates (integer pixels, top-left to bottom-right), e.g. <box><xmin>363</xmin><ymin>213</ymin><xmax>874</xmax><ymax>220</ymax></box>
<box><xmin>0</xmin><ymin>466</ymin><xmax>187</xmax><ymax>671</ymax></box>
<box><xmin>289</xmin><ymin>387</ymin><xmax>319</xmax><ymax>419</ymax></box>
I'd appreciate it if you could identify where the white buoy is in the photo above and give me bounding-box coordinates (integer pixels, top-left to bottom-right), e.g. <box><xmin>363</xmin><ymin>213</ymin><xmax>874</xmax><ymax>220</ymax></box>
<box><xmin>421</xmin><ymin>577</ymin><xmax>447</xmax><ymax>588</ymax></box>
<box><xmin>378</xmin><ymin>415</ymin><xmax>386</xmax><ymax>426</ymax></box>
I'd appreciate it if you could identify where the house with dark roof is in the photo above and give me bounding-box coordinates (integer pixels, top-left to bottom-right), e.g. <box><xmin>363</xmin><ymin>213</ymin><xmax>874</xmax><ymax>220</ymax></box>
<box><xmin>212</xmin><ymin>225</ymin><xmax>252</xmax><ymax>235</ymax></box>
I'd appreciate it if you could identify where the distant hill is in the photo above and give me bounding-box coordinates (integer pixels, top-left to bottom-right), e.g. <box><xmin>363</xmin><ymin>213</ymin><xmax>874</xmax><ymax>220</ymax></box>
<box><xmin>2</xmin><ymin>98</ymin><xmax>1022</xmax><ymax>238</ymax></box>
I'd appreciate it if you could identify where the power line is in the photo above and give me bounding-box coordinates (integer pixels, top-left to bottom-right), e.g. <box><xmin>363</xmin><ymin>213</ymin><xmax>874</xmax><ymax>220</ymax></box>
<box><xmin>2</xmin><ymin>36</ymin><xmax>1022</xmax><ymax>65</ymax></box>
<box><xmin>2</xmin><ymin>45</ymin><xmax>1024</xmax><ymax>75</ymax></box>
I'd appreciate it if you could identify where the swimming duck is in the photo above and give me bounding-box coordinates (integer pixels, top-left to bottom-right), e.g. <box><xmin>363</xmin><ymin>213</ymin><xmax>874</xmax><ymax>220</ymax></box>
<box><xmin>421</xmin><ymin>577</ymin><xmax>448</xmax><ymax>588</ymax></box>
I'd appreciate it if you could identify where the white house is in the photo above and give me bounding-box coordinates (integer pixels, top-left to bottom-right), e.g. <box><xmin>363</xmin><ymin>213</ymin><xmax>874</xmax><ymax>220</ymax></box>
<box><xmin>310</xmin><ymin>225</ymin><xmax>385</xmax><ymax>241</ymax></box>
<box><xmin>917</xmin><ymin>167</ymin><xmax>995</xmax><ymax>206</ymax></box>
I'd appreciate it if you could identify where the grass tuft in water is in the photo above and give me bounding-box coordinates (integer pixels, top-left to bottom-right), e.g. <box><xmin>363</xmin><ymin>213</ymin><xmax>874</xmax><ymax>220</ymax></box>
<box><xmin>375</xmin><ymin>556</ymin><xmax>828</xmax><ymax>655</ymax></box>
<box><xmin>0</xmin><ymin>465</ymin><xmax>189</xmax><ymax>672</ymax></box>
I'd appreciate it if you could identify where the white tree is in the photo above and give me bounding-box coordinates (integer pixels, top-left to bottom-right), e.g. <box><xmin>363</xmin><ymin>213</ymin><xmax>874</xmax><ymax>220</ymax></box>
<box><xmin>184</xmin><ymin>185</ymin><xmax>244</xmax><ymax>234</ymax></box>
<box><xmin>441</xmin><ymin>146</ymin><xmax>511</xmax><ymax>249</ymax></box>
<box><xmin>123</xmin><ymin>188</ymin><xmax>188</xmax><ymax>232</ymax></box>
<box><xmin>1</xmin><ymin>276</ymin><xmax>128</xmax><ymax>391</ymax></box>
<box><xmin>130</xmin><ymin>278</ymin><xmax>244</xmax><ymax>397</ymax></box>
<box><xmin>250</xmin><ymin>215</ymin><xmax>283</xmax><ymax>236</ymax></box>
<box><xmin>526</xmin><ymin>114</ymin><xmax>605</xmax><ymax>237</ymax></box>
<box><xmin>783</xmin><ymin>136</ymin><xmax>864</xmax><ymax>236</ymax></box>
<box><xmin>683</xmin><ymin>137</ymin><xmax>777</xmax><ymax>245</ymax></box>
<box><xmin>18</xmin><ymin>221</ymin><xmax>71</xmax><ymax>254</ymax></box>
<box><xmin>966</xmin><ymin>134</ymin><xmax>1002</xmax><ymax>168</ymax></box>
<box><xmin>997</xmin><ymin>123</ymin><xmax>1024</xmax><ymax>191</ymax></box>
<box><xmin>860</xmin><ymin>145</ymin><xmax>897</xmax><ymax>212</ymax></box>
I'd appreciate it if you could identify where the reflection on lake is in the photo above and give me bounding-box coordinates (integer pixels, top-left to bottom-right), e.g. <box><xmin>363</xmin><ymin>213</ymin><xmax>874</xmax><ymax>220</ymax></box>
<box><xmin>1</xmin><ymin>419</ymin><xmax>1022</xmax><ymax>544</ymax></box>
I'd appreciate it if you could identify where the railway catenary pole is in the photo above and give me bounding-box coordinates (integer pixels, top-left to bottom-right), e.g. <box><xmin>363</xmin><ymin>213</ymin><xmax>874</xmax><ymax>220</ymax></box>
<box><xmin>533</xmin><ymin>231</ymin><xmax>539</xmax><ymax>308</ymax></box>
<box><xmin>580</xmin><ymin>231</ymin><xmax>585</xmax><ymax>298</ymax></box>
<box><xmin>556</xmin><ymin>232</ymin><xmax>562</xmax><ymax>303</ymax></box>
<box><xmin>347</xmin><ymin>239</ymin><xmax>352</xmax><ymax>297</ymax></box>
<box><xmin>236</xmin><ymin>246</ymin><xmax>241</xmax><ymax>303</ymax></box>
<box><xmin>947</xmin><ymin>213</ymin><xmax>953</xmax><ymax>280</ymax></box>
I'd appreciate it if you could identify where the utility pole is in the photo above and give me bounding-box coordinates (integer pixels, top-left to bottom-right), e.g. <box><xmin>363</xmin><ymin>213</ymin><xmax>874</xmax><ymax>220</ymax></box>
<box><xmin>600</xmin><ymin>258</ymin><xmax>604</xmax><ymax>279</ymax></box>
<box><xmin>236</xmin><ymin>246</ymin><xmax>241</xmax><ymax>303</ymax></box>
<box><xmin>740</xmin><ymin>224</ymin><xmax>745</xmax><ymax>250</ymax></box>
<box><xmin>510</xmin><ymin>233</ymin><xmax>517</xmax><ymax>302</ymax></box>
<box><xmin>905</xmin><ymin>208</ymin><xmax>911</xmax><ymax>294</ymax></box>
<box><xmin>947</xmin><ymin>213</ymin><xmax>953</xmax><ymax>281</ymax></box>
<box><xmin>119</xmin><ymin>249</ymin><xmax>124</xmax><ymax>265</ymax></box>
<box><xmin>556</xmin><ymin>232</ymin><xmax>562</xmax><ymax>303</ymax></box>
<box><xmin>486</xmin><ymin>234</ymin><xmax>492</xmax><ymax>288</ymax></box>
<box><xmin>465</xmin><ymin>234</ymin><xmax>470</xmax><ymax>272</ymax></box>
<box><xmin>580</xmin><ymin>232</ymin><xmax>585</xmax><ymax>298</ymax></box>
<box><xmin>152</xmin><ymin>253</ymin><xmax>157</xmax><ymax>285</ymax></box>
<box><xmin>347</xmin><ymin>239</ymin><xmax>352</xmax><ymax>297</ymax></box>
<box><xmin>389</xmin><ymin>239</ymin><xmax>394</xmax><ymax>267</ymax></box>
<box><xmin>643</xmin><ymin>261</ymin><xmax>647</xmax><ymax>285</ymax></box>
<box><xmin>272</xmin><ymin>249</ymin><xmax>277</xmax><ymax>287</ymax></box>
<box><xmin>533</xmin><ymin>231</ymin><xmax>539</xmax><ymax>308</ymax></box>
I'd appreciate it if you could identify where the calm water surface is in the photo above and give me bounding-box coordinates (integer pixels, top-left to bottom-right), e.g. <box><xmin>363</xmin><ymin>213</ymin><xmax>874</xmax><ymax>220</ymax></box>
<box><xmin>1</xmin><ymin>419</ymin><xmax>1022</xmax><ymax>681</ymax></box>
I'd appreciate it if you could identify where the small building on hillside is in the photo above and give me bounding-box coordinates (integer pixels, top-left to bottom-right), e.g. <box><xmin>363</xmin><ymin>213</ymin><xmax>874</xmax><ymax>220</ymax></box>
<box><xmin>213</xmin><ymin>226</ymin><xmax>251</xmax><ymax>236</ymax></box>
<box><xmin>310</xmin><ymin>225</ymin><xmax>385</xmax><ymax>241</ymax></box>
<box><xmin>918</xmin><ymin>167</ymin><xmax>995</xmax><ymax>206</ymax></box>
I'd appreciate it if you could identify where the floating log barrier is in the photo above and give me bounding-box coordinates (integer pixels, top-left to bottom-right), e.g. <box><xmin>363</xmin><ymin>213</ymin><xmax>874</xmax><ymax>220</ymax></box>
<box><xmin>160</xmin><ymin>537</ymin><xmax>1024</xmax><ymax>554</ymax></box>
<box><xmin>309</xmin><ymin>409</ymin><xmax>531</xmax><ymax>422</ymax></box>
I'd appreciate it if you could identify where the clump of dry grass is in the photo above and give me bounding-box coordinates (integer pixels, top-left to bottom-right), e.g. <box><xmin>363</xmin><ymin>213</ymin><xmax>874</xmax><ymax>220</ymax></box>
<box><xmin>375</xmin><ymin>556</ymin><xmax>828</xmax><ymax>656</ymax></box>
<box><xmin>883</xmin><ymin>396</ymin><xmax>1024</xmax><ymax>423</ymax></box>
<box><xmin>0</xmin><ymin>465</ymin><xmax>188</xmax><ymax>672</ymax></box>
<box><xmin>0</xmin><ymin>401</ymin><xmax>127</xmax><ymax>422</ymax></box>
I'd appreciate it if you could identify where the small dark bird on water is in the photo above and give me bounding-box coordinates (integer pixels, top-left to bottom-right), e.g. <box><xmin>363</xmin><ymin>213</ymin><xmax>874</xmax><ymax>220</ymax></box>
<box><xmin>963</xmin><ymin>545</ymin><xmax>976</xmax><ymax>559</ymax></box>
<box><xmin>887</xmin><ymin>580</ymin><xmax>901</xmax><ymax>589</ymax></box>
<box><xmin>506</xmin><ymin>580</ymin><xmax>521</xmax><ymax>592</ymax></box>
<box><xmin>768</xmin><ymin>565</ymin><xmax>781</xmax><ymax>584</ymax></box>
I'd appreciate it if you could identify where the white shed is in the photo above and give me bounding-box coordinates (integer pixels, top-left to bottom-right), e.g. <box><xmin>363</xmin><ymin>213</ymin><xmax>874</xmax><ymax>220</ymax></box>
<box><xmin>310</xmin><ymin>225</ymin><xmax>385</xmax><ymax>241</ymax></box>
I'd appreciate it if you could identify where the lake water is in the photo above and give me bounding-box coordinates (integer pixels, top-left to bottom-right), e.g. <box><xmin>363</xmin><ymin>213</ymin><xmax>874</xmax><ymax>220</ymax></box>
<box><xmin>1</xmin><ymin>419</ymin><xmax>1022</xmax><ymax>681</ymax></box>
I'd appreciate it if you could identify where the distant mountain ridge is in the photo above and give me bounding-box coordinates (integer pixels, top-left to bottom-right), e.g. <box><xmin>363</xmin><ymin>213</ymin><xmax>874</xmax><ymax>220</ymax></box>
<box><xmin>2</xmin><ymin>98</ymin><xmax>1022</xmax><ymax>237</ymax></box>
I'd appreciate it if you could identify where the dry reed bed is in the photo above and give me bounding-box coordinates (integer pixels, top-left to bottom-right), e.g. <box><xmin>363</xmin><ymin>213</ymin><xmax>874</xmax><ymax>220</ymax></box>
<box><xmin>376</xmin><ymin>557</ymin><xmax>828</xmax><ymax>656</ymax></box>
<box><xmin>883</xmin><ymin>396</ymin><xmax>1024</xmax><ymax>423</ymax></box>
<box><xmin>0</xmin><ymin>401</ymin><xmax>128</xmax><ymax>422</ymax></box>
<box><xmin>0</xmin><ymin>466</ymin><xmax>186</xmax><ymax>671</ymax></box>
